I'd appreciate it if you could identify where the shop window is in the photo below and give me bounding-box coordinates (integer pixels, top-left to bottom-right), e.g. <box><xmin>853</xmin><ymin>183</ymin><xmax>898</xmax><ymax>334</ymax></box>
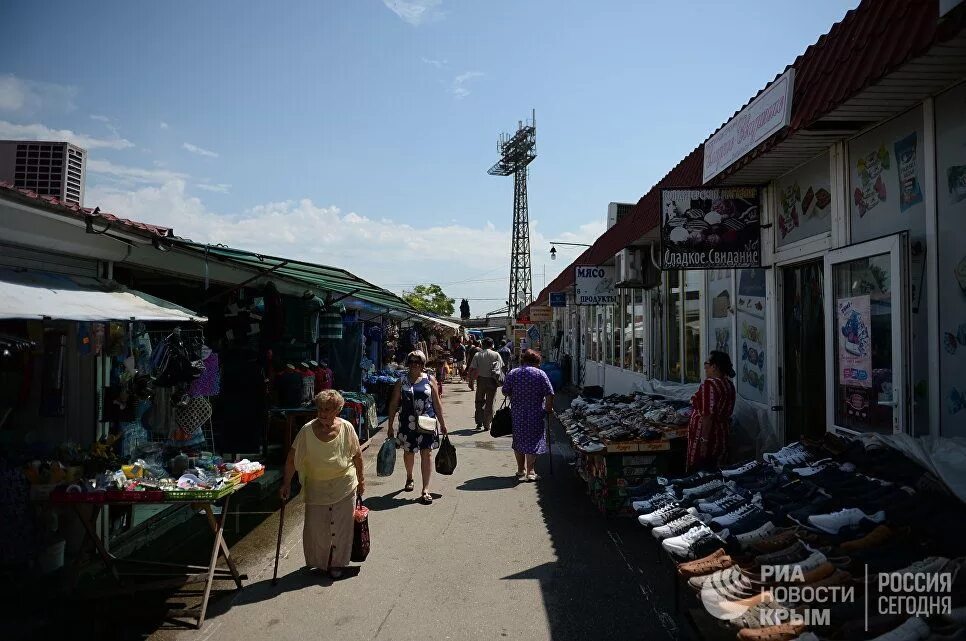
<box><xmin>936</xmin><ymin>81</ymin><xmax>966</xmax><ymax>436</ymax></box>
<box><xmin>650</xmin><ymin>286</ymin><xmax>665</xmax><ymax>380</ymax></box>
<box><xmin>848</xmin><ymin>105</ymin><xmax>929</xmax><ymax>433</ymax></box>
<box><xmin>737</xmin><ymin>268</ymin><xmax>767</xmax><ymax>404</ymax></box>
<box><xmin>632</xmin><ymin>289</ymin><xmax>644</xmax><ymax>373</ymax></box>
<box><xmin>666</xmin><ymin>271</ymin><xmax>682</xmax><ymax>381</ymax></box>
<box><xmin>776</xmin><ymin>153</ymin><xmax>832</xmax><ymax>247</ymax></box>
<box><xmin>683</xmin><ymin>271</ymin><xmax>703</xmax><ymax>383</ymax></box>
<box><xmin>708</xmin><ymin>269</ymin><xmax>734</xmax><ymax>364</ymax></box>
<box><xmin>605</xmin><ymin>305</ymin><xmax>617</xmax><ymax>367</ymax></box>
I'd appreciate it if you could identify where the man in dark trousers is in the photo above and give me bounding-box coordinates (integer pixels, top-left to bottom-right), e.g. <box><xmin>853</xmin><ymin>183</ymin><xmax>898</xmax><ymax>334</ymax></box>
<box><xmin>467</xmin><ymin>338</ymin><xmax>502</xmax><ymax>431</ymax></box>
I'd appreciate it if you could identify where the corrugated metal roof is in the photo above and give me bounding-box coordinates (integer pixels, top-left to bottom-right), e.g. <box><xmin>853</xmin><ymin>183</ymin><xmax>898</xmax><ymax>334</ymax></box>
<box><xmin>539</xmin><ymin>0</ymin><xmax>966</xmax><ymax>298</ymax></box>
<box><xmin>0</xmin><ymin>182</ymin><xmax>175</xmax><ymax>238</ymax></box>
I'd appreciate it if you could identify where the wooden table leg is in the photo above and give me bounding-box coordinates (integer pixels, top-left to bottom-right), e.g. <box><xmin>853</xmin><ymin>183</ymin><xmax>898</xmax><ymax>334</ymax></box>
<box><xmin>73</xmin><ymin>503</ymin><xmax>122</xmax><ymax>583</ymax></box>
<box><xmin>196</xmin><ymin>496</ymin><xmax>238</xmax><ymax>629</ymax></box>
<box><xmin>198</xmin><ymin>497</ymin><xmax>243</xmax><ymax>588</ymax></box>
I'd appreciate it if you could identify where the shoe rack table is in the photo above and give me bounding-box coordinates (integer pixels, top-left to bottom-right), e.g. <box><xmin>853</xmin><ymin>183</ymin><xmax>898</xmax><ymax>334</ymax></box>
<box><xmin>50</xmin><ymin>486</ymin><xmax>248</xmax><ymax>630</ymax></box>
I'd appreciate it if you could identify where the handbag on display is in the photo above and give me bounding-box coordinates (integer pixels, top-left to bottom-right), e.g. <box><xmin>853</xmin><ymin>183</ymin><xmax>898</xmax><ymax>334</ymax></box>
<box><xmin>491</xmin><ymin>399</ymin><xmax>512</xmax><ymax>438</ymax></box>
<box><xmin>350</xmin><ymin>497</ymin><xmax>370</xmax><ymax>562</ymax></box>
<box><xmin>416</xmin><ymin>415</ymin><xmax>439</xmax><ymax>435</ymax></box>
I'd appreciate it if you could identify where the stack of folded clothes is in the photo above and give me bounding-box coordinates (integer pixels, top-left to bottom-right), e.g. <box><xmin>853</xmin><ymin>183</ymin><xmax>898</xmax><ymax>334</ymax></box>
<box><xmin>632</xmin><ymin>434</ymin><xmax>966</xmax><ymax>641</ymax></box>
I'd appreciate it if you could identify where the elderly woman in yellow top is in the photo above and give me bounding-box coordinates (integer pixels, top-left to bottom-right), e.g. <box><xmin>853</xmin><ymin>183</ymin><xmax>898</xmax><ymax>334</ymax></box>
<box><xmin>280</xmin><ymin>389</ymin><xmax>364</xmax><ymax>579</ymax></box>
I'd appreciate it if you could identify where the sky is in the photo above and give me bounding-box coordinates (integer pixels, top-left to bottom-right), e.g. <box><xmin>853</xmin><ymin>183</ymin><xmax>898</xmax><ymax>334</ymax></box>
<box><xmin>0</xmin><ymin>0</ymin><xmax>859</xmax><ymax>315</ymax></box>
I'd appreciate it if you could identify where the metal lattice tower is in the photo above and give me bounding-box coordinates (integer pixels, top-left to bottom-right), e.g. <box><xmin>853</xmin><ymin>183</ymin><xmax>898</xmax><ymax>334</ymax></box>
<box><xmin>488</xmin><ymin>110</ymin><xmax>536</xmax><ymax>320</ymax></box>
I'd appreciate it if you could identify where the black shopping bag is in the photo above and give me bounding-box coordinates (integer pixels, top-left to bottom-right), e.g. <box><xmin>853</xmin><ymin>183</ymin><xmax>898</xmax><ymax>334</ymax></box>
<box><xmin>491</xmin><ymin>399</ymin><xmax>512</xmax><ymax>438</ymax></box>
<box><xmin>435</xmin><ymin>435</ymin><xmax>457</xmax><ymax>475</ymax></box>
<box><xmin>351</xmin><ymin>497</ymin><xmax>370</xmax><ymax>562</ymax></box>
<box><xmin>376</xmin><ymin>438</ymin><xmax>396</xmax><ymax>477</ymax></box>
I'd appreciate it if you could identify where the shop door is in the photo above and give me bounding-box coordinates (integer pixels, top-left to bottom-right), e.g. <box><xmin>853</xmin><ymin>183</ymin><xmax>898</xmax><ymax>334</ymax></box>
<box><xmin>824</xmin><ymin>233</ymin><xmax>909</xmax><ymax>435</ymax></box>
<box><xmin>780</xmin><ymin>259</ymin><xmax>826</xmax><ymax>444</ymax></box>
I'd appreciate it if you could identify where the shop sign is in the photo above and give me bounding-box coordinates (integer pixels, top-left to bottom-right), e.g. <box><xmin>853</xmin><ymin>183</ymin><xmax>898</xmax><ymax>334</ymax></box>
<box><xmin>529</xmin><ymin>306</ymin><xmax>552</xmax><ymax>322</ymax></box>
<box><xmin>549</xmin><ymin>292</ymin><xmax>567</xmax><ymax>307</ymax></box>
<box><xmin>575</xmin><ymin>265</ymin><xmax>617</xmax><ymax>305</ymax></box>
<box><xmin>660</xmin><ymin>187</ymin><xmax>762</xmax><ymax>269</ymax></box>
<box><xmin>703</xmin><ymin>68</ymin><xmax>795</xmax><ymax>182</ymax></box>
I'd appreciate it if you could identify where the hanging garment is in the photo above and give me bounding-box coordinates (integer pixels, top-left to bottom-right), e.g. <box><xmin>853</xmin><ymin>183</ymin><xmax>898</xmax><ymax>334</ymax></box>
<box><xmin>300</xmin><ymin>367</ymin><xmax>316</xmax><ymax>403</ymax></box>
<box><xmin>319</xmin><ymin>307</ymin><xmax>344</xmax><ymax>341</ymax></box>
<box><xmin>188</xmin><ymin>349</ymin><xmax>221</xmax><ymax>397</ymax></box>
<box><xmin>276</xmin><ymin>369</ymin><xmax>304</xmax><ymax>407</ymax></box>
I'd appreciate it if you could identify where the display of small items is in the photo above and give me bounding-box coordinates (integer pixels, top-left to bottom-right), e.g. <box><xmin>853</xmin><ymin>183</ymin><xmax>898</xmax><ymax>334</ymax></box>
<box><xmin>28</xmin><ymin>448</ymin><xmax>264</xmax><ymax>503</ymax></box>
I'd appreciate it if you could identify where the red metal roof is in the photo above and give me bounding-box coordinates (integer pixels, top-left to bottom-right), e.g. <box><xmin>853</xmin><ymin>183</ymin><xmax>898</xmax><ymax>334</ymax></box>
<box><xmin>0</xmin><ymin>182</ymin><xmax>174</xmax><ymax>239</ymax></box>
<box><xmin>538</xmin><ymin>0</ymin><xmax>966</xmax><ymax>301</ymax></box>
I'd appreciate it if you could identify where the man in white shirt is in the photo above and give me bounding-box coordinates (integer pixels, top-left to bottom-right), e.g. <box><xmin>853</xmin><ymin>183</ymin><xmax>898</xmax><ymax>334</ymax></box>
<box><xmin>467</xmin><ymin>337</ymin><xmax>502</xmax><ymax>431</ymax></box>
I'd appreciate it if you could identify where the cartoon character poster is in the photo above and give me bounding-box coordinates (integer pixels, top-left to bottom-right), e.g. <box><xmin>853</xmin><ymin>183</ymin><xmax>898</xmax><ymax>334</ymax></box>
<box><xmin>836</xmin><ymin>295</ymin><xmax>872</xmax><ymax>388</ymax></box>
<box><xmin>853</xmin><ymin>146</ymin><xmax>889</xmax><ymax>217</ymax></box>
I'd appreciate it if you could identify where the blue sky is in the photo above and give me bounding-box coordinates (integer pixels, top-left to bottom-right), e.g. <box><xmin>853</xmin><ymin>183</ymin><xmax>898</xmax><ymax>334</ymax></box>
<box><xmin>0</xmin><ymin>0</ymin><xmax>858</xmax><ymax>313</ymax></box>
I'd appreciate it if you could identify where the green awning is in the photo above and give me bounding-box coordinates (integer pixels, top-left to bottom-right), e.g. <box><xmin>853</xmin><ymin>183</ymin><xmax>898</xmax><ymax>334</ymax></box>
<box><xmin>173</xmin><ymin>241</ymin><xmax>416</xmax><ymax>316</ymax></box>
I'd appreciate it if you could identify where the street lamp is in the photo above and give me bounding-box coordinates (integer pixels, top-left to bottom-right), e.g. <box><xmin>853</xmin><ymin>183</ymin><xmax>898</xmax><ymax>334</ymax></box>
<box><xmin>549</xmin><ymin>241</ymin><xmax>592</xmax><ymax>260</ymax></box>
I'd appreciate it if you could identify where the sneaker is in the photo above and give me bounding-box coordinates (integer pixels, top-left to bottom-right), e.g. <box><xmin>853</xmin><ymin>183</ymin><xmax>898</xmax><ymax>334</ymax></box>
<box><xmin>631</xmin><ymin>491</ymin><xmax>677</xmax><ymax>513</ymax></box>
<box><xmin>711</xmin><ymin>503</ymin><xmax>761</xmax><ymax>528</ymax></box>
<box><xmin>736</xmin><ymin>623</ymin><xmax>806</xmax><ymax>641</ymax></box>
<box><xmin>839</xmin><ymin>524</ymin><xmax>902</xmax><ymax>552</ymax></box>
<box><xmin>653</xmin><ymin>513</ymin><xmax>709</xmax><ymax>540</ymax></box>
<box><xmin>755</xmin><ymin>541</ymin><xmax>812</xmax><ymax>566</ymax></box>
<box><xmin>732</xmin><ymin>521</ymin><xmax>777</xmax><ymax>549</ymax></box>
<box><xmin>682</xmin><ymin>478</ymin><xmax>728</xmax><ymax>499</ymax></box>
<box><xmin>763</xmin><ymin>443</ymin><xmax>810</xmax><ymax>466</ymax></box>
<box><xmin>637</xmin><ymin>503</ymin><xmax>689</xmax><ymax>527</ymax></box>
<box><xmin>662</xmin><ymin>524</ymin><xmax>719</xmax><ymax>559</ymax></box>
<box><xmin>889</xmin><ymin>556</ymin><xmax>953</xmax><ymax>577</ymax></box>
<box><xmin>750</xmin><ymin>529</ymin><xmax>800</xmax><ymax>554</ymax></box>
<box><xmin>866</xmin><ymin>617</ymin><xmax>930</xmax><ymax>641</ymax></box>
<box><xmin>729</xmin><ymin>601</ymin><xmax>795</xmax><ymax>630</ymax></box>
<box><xmin>808</xmin><ymin>508</ymin><xmax>886</xmax><ymax>534</ymax></box>
<box><xmin>722</xmin><ymin>460</ymin><xmax>764</xmax><ymax>477</ymax></box>
<box><xmin>698</xmin><ymin>491</ymin><xmax>760</xmax><ymax>516</ymax></box>
<box><xmin>764</xmin><ymin>551</ymin><xmax>828</xmax><ymax>583</ymax></box>
<box><xmin>677</xmin><ymin>549</ymin><xmax>733</xmax><ymax>578</ymax></box>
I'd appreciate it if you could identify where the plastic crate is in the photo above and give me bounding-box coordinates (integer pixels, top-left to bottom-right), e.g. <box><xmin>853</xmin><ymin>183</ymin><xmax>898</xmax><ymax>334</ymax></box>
<box><xmin>163</xmin><ymin>485</ymin><xmax>236</xmax><ymax>502</ymax></box>
<box><xmin>239</xmin><ymin>468</ymin><xmax>264</xmax><ymax>484</ymax></box>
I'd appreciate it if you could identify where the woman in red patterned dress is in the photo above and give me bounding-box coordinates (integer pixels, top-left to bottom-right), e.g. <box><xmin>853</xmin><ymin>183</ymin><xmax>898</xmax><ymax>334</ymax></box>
<box><xmin>687</xmin><ymin>350</ymin><xmax>736</xmax><ymax>471</ymax></box>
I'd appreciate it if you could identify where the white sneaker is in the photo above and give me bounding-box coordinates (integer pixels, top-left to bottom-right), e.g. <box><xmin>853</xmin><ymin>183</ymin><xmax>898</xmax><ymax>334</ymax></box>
<box><xmin>807</xmin><ymin>508</ymin><xmax>885</xmax><ymax>534</ymax></box>
<box><xmin>682</xmin><ymin>478</ymin><xmax>728</xmax><ymax>498</ymax></box>
<box><xmin>763</xmin><ymin>443</ymin><xmax>808</xmax><ymax>465</ymax></box>
<box><xmin>764</xmin><ymin>551</ymin><xmax>828</xmax><ymax>581</ymax></box>
<box><xmin>732</xmin><ymin>521</ymin><xmax>777</xmax><ymax>548</ymax></box>
<box><xmin>710</xmin><ymin>503</ymin><xmax>759</xmax><ymax>528</ymax></box>
<box><xmin>662</xmin><ymin>524</ymin><xmax>715</xmax><ymax>557</ymax></box>
<box><xmin>638</xmin><ymin>503</ymin><xmax>689</xmax><ymax>527</ymax></box>
<box><xmin>721</xmin><ymin>460</ymin><xmax>763</xmax><ymax>477</ymax></box>
<box><xmin>652</xmin><ymin>513</ymin><xmax>709</xmax><ymax>540</ymax></box>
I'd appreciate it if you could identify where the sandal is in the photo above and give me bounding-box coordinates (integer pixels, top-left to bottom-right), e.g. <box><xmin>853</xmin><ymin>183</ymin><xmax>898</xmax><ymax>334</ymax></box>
<box><xmin>404</xmin><ymin>479</ymin><xmax>415</xmax><ymax>492</ymax></box>
<box><xmin>526</xmin><ymin>473</ymin><xmax>539</xmax><ymax>482</ymax></box>
<box><xmin>515</xmin><ymin>471</ymin><xmax>526</xmax><ymax>481</ymax></box>
<box><xmin>420</xmin><ymin>492</ymin><xmax>433</xmax><ymax>504</ymax></box>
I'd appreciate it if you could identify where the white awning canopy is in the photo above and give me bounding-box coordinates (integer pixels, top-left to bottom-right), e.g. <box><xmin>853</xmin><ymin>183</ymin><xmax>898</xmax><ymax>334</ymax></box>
<box><xmin>0</xmin><ymin>269</ymin><xmax>205</xmax><ymax>322</ymax></box>
<box><xmin>411</xmin><ymin>312</ymin><xmax>464</xmax><ymax>334</ymax></box>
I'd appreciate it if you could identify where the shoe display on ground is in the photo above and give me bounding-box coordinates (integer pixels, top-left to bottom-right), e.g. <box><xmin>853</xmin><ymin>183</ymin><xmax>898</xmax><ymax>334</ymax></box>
<box><xmin>662</xmin><ymin>524</ymin><xmax>723</xmax><ymax>559</ymax></box>
<box><xmin>807</xmin><ymin>507</ymin><xmax>886</xmax><ymax>534</ymax></box>
<box><xmin>697</xmin><ymin>491</ymin><xmax>759</xmax><ymax>516</ymax></box>
<box><xmin>681</xmin><ymin>477</ymin><xmax>729</xmax><ymax>499</ymax></box>
<box><xmin>631</xmin><ymin>490</ymin><xmax>677</xmax><ymax>513</ymax></box>
<box><xmin>754</xmin><ymin>540</ymin><xmax>813</xmax><ymax>566</ymax></box>
<box><xmin>731</xmin><ymin>521</ymin><xmax>777</xmax><ymax>549</ymax></box>
<box><xmin>711</xmin><ymin>503</ymin><xmax>762</xmax><ymax>528</ymax></box>
<box><xmin>866</xmin><ymin>617</ymin><xmax>931</xmax><ymax>641</ymax></box>
<box><xmin>736</xmin><ymin>622</ymin><xmax>806</xmax><ymax>641</ymax></box>
<box><xmin>637</xmin><ymin>502</ymin><xmax>689</xmax><ymax>527</ymax></box>
<box><xmin>677</xmin><ymin>550</ymin><xmax>734</xmax><ymax>578</ymax></box>
<box><xmin>652</xmin><ymin>513</ymin><xmax>709</xmax><ymax>540</ymax></box>
<box><xmin>722</xmin><ymin>460</ymin><xmax>765</xmax><ymax>477</ymax></box>
<box><xmin>750</xmin><ymin>529</ymin><xmax>800</xmax><ymax>554</ymax></box>
<box><xmin>762</xmin><ymin>443</ymin><xmax>810</xmax><ymax>466</ymax></box>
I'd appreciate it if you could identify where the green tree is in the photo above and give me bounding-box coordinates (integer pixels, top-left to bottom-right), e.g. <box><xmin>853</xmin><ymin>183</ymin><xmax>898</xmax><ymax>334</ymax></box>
<box><xmin>402</xmin><ymin>284</ymin><xmax>456</xmax><ymax>316</ymax></box>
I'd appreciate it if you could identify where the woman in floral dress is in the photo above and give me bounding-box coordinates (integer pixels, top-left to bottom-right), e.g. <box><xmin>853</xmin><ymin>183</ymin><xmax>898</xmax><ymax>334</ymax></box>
<box><xmin>687</xmin><ymin>350</ymin><xmax>736</xmax><ymax>471</ymax></box>
<box><xmin>502</xmin><ymin>349</ymin><xmax>555</xmax><ymax>482</ymax></box>
<box><xmin>387</xmin><ymin>350</ymin><xmax>448</xmax><ymax>504</ymax></box>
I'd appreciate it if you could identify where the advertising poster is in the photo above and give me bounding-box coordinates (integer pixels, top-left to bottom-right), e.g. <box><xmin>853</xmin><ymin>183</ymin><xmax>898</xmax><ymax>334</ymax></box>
<box><xmin>737</xmin><ymin>269</ymin><xmax>767</xmax><ymax>404</ymax></box>
<box><xmin>708</xmin><ymin>269</ymin><xmax>733</xmax><ymax>358</ymax></box>
<box><xmin>853</xmin><ymin>145</ymin><xmax>889</xmax><ymax>217</ymax></box>
<box><xmin>836</xmin><ymin>296</ymin><xmax>872</xmax><ymax>388</ymax></box>
<box><xmin>775</xmin><ymin>153</ymin><xmax>832</xmax><ymax>246</ymax></box>
<box><xmin>660</xmin><ymin>187</ymin><xmax>761</xmax><ymax>270</ymax></box>
<box><xmin>574</xmin><ymin>265</ymin><xmax>617</xmax><ymax>305</ymax></box>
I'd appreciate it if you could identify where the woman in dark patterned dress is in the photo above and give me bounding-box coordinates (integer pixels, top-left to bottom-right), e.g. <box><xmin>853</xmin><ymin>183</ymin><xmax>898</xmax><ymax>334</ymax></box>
<box><xmin>687</xmin><ymin>350</ymin><xmax>737</xmax><ymax>471</ymax></box>
<box><xmin>387</xmin><ymin>350</ymin><xmax>448</xmax><ymax>504</ymax></box>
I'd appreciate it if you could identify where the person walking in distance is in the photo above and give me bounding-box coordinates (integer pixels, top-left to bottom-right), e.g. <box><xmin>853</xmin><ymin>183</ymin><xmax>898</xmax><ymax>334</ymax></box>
<box><xmin>465</xmin><ymin>339</ymin><xmax>480</xmax><ymax>378</ymax></box>
<box><xmin>502</xmin><ymin>349</ymin><xmax>554</xmax><ymax>481</ymax></box>
<box><xmin>467</xmin><ymin>337</ymin><xmax>502</xmax><ymax>431</ymax></box>
<box><xmin>386</xmin><ymin>350</ymin><xmax>448</xmax><ymax>504</ymax></box>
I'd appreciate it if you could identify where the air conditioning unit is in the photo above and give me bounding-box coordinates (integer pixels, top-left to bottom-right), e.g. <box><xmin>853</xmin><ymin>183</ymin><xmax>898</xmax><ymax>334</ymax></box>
<box><xmin>606</xmin><ymin>202</ymin><xmax>635</xmax><ymax>229</ymax></box>
<box><xmin>615</xmin><ymin>246</ymin><xmax>661</xmax><ymax>290</ymax></box>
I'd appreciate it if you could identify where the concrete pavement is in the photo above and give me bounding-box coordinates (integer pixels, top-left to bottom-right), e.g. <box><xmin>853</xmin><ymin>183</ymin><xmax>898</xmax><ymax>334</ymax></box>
<box><xmin>148</xmin><ymin>384</ymin><xmax>684</xmax><ymax>641</ymax></box>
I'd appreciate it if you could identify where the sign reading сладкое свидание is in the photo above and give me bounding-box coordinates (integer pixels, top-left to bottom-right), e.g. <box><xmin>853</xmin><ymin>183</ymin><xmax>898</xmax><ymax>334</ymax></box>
<box><xmin>574</xmin><ymin>265</ymin><xmax>617</xmax><ymax>305</ymax></box>
<box><xmin>660</xmin><ymin>187</ymin><xmax>762</xmax><ymax>270</ymax></box>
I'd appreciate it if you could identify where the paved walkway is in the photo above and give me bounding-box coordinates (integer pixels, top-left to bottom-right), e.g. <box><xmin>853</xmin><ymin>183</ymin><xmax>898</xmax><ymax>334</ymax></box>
<box><xmin>150</xmin><ymin>384</ymin><xmax>683</xmax><ymax>641</ymax></box>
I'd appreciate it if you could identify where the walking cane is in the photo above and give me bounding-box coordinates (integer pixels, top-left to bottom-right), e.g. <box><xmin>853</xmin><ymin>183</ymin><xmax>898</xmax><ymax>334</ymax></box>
<box><xmin>272</xmin><ymin>497</ymin><xmax>286</xmax><ymax>586</ymax></box>
<box><xmin>546</xmin><ymin>412</ymin><xmax>554</xmax><ymax>477</ymax></box>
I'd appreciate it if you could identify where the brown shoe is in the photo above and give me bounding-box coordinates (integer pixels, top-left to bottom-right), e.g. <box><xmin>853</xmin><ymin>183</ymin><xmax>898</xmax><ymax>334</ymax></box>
<box><xmin>677</xmin><ymin>552</ymin><xmax>734</xmax><ymax>578</ymax></box>
<box><xmin>736</xmin><ymin>622</ymin><xmax>806</xmax><ymax>641</ymax></box>
<box><xmin>797</xmin><ymin>561</ymin><xmax>835</xmax><ymax>584</ymax></box>
<box><xmin>802</xmin><ymin>567</ymin><xmax>851</xmax><ymax>590</ymax></box>
<box><xmin>749</xmin><ymin>530</ymin><xmax>799</xmax><ymax>554</ymax></box>
<box><xmin>839</xmin><ymin>524</ymin><xmax>898</xmax><ymax>552</ymax></box>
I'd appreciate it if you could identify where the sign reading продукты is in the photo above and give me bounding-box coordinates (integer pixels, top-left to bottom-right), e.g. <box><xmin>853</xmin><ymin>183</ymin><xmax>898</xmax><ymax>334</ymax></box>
<box><xmin>703</xmin><ymin>68</ymin><xmax>795</xmax><ymax>183</ymax></box>
<box><xmin>549</xmin><ymin>292</ymin><xmax>567</xmax><ymax>308</ymax></box>
<box><xmin>575</xmin><ymin>266</ymin><xmax>617</xmax><ymax>305</ymax></box>
<box><xmin>660</xmin><ymin>187</ymin><xmax>762</xmax><ymax>270</ymax></box>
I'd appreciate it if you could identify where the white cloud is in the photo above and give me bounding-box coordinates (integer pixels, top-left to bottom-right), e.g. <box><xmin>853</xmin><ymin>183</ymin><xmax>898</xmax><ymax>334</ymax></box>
<box><xmin>82</xmin><ymin>176</ymin><xmax>598</xmax><ymax>314</ymax></box>
<box><xmin>382</xmin><ymin>0</ymin><xmax>442</xmax><ymax>26</ymax></box>
<box><xmin>87</xmin><ymin>159</ymin><xmax>188</xmax><ymax>185</ymax></box>
<box><xmin>452</xmin><ymin>71</ymin><xmax>484</xmax><ymax>98</ymax></box>
<box><xmin>0</xmin><ymin>120</ymin><xmax>134</xmax><ymax>150</ymax></box>
<box><xmin>90</xmin><ymin>114</ymin><xmax>110</xmax><ymax>122</ymax></box>
<box><xmin>421</xmin><ymin>57</ymin><xmax>447</xmax><ymax>68</ymax></box>
<box><xmin>0</xmin><ymin>74</ymin><xmax>77</xmax><ymax>114</ymax></box>
<box><xmin>195</xmin><ymin>183</ymin><xmax>231</xmax><ymax>194</ymax></box>
<box><xmin>182</xmin><ymin>142</ymin><xmax>218</xmax><ymax>158</ymax></box>
<box><xmin>160</xmin><ymin>121</ymin><xmax>169</xmax><ymax>129</ymax></box>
